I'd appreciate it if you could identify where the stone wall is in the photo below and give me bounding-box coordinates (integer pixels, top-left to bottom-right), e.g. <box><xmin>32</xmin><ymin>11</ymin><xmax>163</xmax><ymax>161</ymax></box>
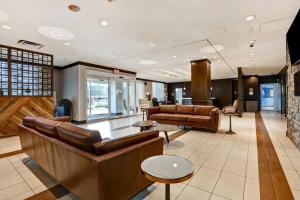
<box><xmin>286</xmin><ymin>47</ymin><xmax>300</xmax><ymax>148</ymax></box>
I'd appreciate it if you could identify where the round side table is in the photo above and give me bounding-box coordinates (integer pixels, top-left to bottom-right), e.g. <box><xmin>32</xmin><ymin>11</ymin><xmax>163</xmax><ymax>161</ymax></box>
<box><xmin>141</xmin><ymin>155</ymin><xmax>194</xmax><ymax>200</ymax></box>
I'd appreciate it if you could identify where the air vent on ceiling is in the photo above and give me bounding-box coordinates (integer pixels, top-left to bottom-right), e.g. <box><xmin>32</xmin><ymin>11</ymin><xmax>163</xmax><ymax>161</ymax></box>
<box><xmin>17</xmin><ymin>40</ymin><xmax>44</xmax><ymax>49</ymax></box>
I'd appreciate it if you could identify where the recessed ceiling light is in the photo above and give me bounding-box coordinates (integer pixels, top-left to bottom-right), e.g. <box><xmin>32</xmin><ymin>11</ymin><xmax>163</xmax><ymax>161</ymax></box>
<box><xmin>250</xmin><ymin>60</ymin><xmax>255</xmax><ymax>64</ymax></box>
<box><xmin>217</xmin><ymin>59</ymin><xmax>220</xmax><ymax>62</ymax></box>
<box><xmin>172</xmin><ymin>55</ymin><xmax>177</xmax><ymax>58</ymax></box>
<box><xmin>139</xmin><ymin>60</ymin><xmax>156</xmax><ymax>65</ymax></box>
<box><xmin>1</xmin><ymin>25</ymin><xmax>11</xmax><ymax>30</ymax></box>
<box><xmin>64</xmin><ymin>42</ymin><xmax>70</xmax><ymax>45</ymax></box>
<box><xmin>246</xmin><ymin>15</ymin><xmax>256</xmax><ymax>21</ymax></box>
<box><xmin>203</xmin><ymin>56</ymin><xmax>207</xmax><ymax>59</ymax></box>
<box><xmin>99</xmin><ymin>20</ymin><xmax>110</xmax><ymax>27</ymax></box>
<box><xmin>149</xmin><ymin>43</ymin><xmax>156</xmax><ymax>47</ymax></box>
<box><xmin>249</xmin><ymin>40</ymin><xmax>256</xmax><ymax>44</ymax></box>
<box><xmin>201</xmin><ymin>45</ymin><xmax>224</xmax><ymax>53</ymax></box>
<box><xmin>111</xmin><ymin>54</ymin><xmax>115</xmax><ymax>58</ymax></box>
<box><xmin>68</xmin><ymin>4</ymin><xmax>81</xmax><ymax>12</ymax></box>
<box><xmin>38</xmin><ymin>26</ymin><xmax>74</xmax><ymax>40</ymax></box>
<box><xmin>250</xmin><ymin>53</ymin><xmax>255</xmax><ymax>56</ymax></box>
<box><xmin>0</xmin><ymin>10</ymin><xmax>9</xmax><ymax>21</ymax></box>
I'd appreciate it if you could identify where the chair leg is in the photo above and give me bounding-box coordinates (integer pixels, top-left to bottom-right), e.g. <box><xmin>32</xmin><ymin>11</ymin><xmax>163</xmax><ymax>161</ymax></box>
<box><xmin>226</xmin><ymin>115</ymin><xmax>236</xmax><ymax>135</ymax></box>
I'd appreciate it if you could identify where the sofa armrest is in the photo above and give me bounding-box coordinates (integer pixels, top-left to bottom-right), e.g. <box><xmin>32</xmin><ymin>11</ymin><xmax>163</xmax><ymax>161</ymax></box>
<box><xmin>146</xmin><ymin>106</ymin><xmax>160</xmax><ymax>120</ymax></box>
<box><xmin>210</xmin><ymin>108</ymin><xmax>221</xmax><ymax>132</ymax></box>
<box><xmin>50</xmin><ymin>116</ymin><xmax>71</xmax><ymax>122</ymax></box>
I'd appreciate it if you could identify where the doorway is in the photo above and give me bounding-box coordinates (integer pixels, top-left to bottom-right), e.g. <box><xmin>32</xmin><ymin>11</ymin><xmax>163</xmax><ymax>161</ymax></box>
<box><xmin>86</xmin><ymin>77</ymin><xmax>109</xmax><ymax>120</ymax></box>
<box><xmin>260</xmin><ymin>83</ymin><xmax>281</xmax><ymax>111</ymax></box>
<box><xmin>175</xmin><ymin>88</ymin><xmax>183</xmax><ymax>105</ymax></box>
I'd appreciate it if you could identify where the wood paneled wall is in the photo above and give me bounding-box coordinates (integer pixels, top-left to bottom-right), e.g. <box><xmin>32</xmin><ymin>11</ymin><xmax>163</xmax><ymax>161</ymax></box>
<box><xmin>0</xmin><ymin>97</ymin><xmax>54</xmax><ymax>137</ymax></box>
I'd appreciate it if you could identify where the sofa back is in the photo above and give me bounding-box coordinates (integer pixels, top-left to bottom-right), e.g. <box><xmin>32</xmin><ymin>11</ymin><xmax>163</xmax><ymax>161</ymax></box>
<box><xmin>18</xmin><ymin>117</ymin><xmax>164</xmax><ymax>200</ymax></box>
<box><xmin>194</xmin><ymin>105</ymin><xmax>215</xmax><ymax>116</ymax></box>
<box><xmin>176</xmin><ymin>105</ymin><xmax>194</xmax><ymax>115</ymax></box>
<box><xmin>160</xmin><ymin>105</ymin><xmax>177</xmax><ymax>113</ymax></box>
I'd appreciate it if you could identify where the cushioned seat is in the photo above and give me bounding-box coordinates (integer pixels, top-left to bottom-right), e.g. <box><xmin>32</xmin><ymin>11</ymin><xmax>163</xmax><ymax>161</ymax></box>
<box><xmin>165</xmin><ymin>114</ymin><xmax>191</xmax><ymax>121</ymax></box>
<box><xmin>186</xmin><ymin>115</ymin><xmax>211</xmax><ymax>123</ymax></box>
<box><xmin>149</xmin><ymin>113</ymin><xmax>170</xmax><ymax>120</ymax></box>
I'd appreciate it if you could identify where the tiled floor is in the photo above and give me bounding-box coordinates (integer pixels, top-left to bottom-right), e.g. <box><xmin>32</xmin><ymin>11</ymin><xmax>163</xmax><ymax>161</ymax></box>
<box><xmin>0</xmin><ymin>136</ymin><xmax>21</xmax><ymax>154</ymax></box>
<box><xmin>0</xmin><ymin>112</ymin><xmax>299</xmax><ymax>199</ymax></box>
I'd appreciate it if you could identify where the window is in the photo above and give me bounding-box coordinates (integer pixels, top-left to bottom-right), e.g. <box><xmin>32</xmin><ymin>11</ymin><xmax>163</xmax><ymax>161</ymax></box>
<box><xmin>152</xmin><ymin>82</ymin><xmax>165</xmax><ymax>102</ymax></box>
<box><xmin>0</xmin><ymin>45</ymin><xmax>53</xmax><ymax>96</ymax></box>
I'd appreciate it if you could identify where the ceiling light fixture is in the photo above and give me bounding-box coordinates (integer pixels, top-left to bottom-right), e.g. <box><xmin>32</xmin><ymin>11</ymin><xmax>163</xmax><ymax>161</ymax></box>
<box><xmin>139</xmin><ymin>60</ymin><xmax>156</xmax><ymax>65</ymax></box>
<box><xmin>38</xmin><ymin>26</ymin><xmax>74</xmax><ymax>40</ymax></box>
<box><xmin>64</xmin><ymin>42</ymin><xmax>70</xmax><ymax>45</ymax></box>
<box><xmin>1</xmin><ymin>25</ymin><xmax>11</xmax><ymax>30</ymax></box>
<box><xmin>99</xmin><ymin>20</ymin><xmax>110</xmax><ymax>27</ymax></box>
<box><xmin>149</xmin><ymin>43</ymin><xmax>156</xmax><ymax>47</ymax></box>
<box><xmin>172</xmin><ymin>55</ymin><xmax>177</xmax><ymax>58</ymax></box>
<box><xmin>68</xmin><ymin>4</ymin><xmax>81</xmax><ymax>12</ymax></box>
<box><xmin>246</xmin><ymin>15</ymin><xmax>256</xmax><ymax>21</ymax></box>
<box><xmin>250</xmin><ymin>53</ymin><xmax>255</xmax><ymax>56</ymax></box>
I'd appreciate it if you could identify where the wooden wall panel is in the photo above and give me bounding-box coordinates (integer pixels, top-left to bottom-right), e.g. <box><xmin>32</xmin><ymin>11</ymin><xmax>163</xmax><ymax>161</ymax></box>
<box><xmin>0</xmin><ymin>97</ymin><xmax>54</xmax><ymax>137</ymax></box>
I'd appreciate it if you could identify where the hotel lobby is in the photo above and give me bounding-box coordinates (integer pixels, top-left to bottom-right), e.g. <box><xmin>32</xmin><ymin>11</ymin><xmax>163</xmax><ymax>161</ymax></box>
<box><xmin>0</xmin><ymin>1</ymin><xmax>300</xmax><ymax>200</ymax></box>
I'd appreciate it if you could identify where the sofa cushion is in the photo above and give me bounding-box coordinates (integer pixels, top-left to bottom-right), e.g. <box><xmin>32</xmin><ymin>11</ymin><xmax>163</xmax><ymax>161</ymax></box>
<box><xmin>50</xmin><ymin>116</ymin><xmax>71</xmax><ymax>122</ymax></box>
<box><xmin>35</xmin><ymin>117</ymin><xmax>61</xmax><ymax>138</ymax></box>
<box><xmin>56</xmin><ymin>122</ymin><xmax>102</xmax><ymax>153</ymax></box>
<box><xmin>23</xmin><ymin>116</ymin><xmax>36</xmax><ymax>128</ymax></box>
<box><xmin>186</xmin><ymin>115</ymin><xmax>211</xmax><ymax>123</ymax></box>
<box><xmin>194</xmin><ymin>106</ymin><xmax>215</xmax><ymax>116</ymax></box>
<box><xmin>177</xmin><ymin>105</ymin><xmax>194</xmax><ymax>115</ymax></box>
<box><xmin>93</xmin><ymin>131</ymin><xmax>159</xmax><ymax>155</ymax></box>
<box><xmin>159</xmin><ymin>105</ymin><xmax>177</xmax><ymax>114</ymax></box>
<box><xmin>165</xmin><ymin>114</ymin><xmax>191</xmax><ymax>121</ymax></box>
<box><xmin>149</xmin><ymin>113</ymin><xmax>170</xmax><ymax>120</ymax></box>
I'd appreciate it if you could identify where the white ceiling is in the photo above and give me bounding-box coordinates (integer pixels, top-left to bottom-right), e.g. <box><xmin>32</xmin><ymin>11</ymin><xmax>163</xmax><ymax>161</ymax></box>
<box><xmin>0</xmin><ymin>0</ymin><xmax>299</xmax><ymax>82</ymax></box>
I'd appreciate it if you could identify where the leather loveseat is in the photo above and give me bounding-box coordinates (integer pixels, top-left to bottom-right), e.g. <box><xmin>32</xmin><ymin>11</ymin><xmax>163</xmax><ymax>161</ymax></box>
<box><xmin>18</xmin><ymin>116</ymin><xmax>164</xmax><ymax>200</ymax></box>
<box><xmin>147</xmin><ymin>105</ymin><xmax>221</xmax><ymax>132</ymax></box>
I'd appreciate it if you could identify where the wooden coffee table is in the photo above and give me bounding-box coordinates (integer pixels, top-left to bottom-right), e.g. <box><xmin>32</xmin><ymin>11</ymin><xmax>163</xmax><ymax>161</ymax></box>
<box><xmin>132</xmin><ymin>120</ymin><xmax>155</xmax><ymax>131</ymax></box>
<box><xmin>151</xmin><ymin>124</ymin><xmax>179</xmax><ymax>143</ymax></box>
<box><xmin>141</xmin><ymin>155</ymin><xmax>194</xmax><ymax>200</ymax></box>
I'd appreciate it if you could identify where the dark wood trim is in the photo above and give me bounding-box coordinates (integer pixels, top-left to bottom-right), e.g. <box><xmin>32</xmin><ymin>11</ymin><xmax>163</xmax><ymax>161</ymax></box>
<box><xmin>237</xmin><ymin>67</ymin><xmax>244</xmax><ymax>117</ymax></box>
<box><xmin>0</xmin><ymin>149</ymin><xmax>23</xmax><ymax>158</ymax></box>
<box><xmin>62</xmin><ymin>61</ymin><xmax>137</xmax><ymax>75</ymax></box>
<box><xmin>136</xmin><ymin>78</ymin><xmax>166</xmax><ymax>84</ymax></box>
<box><xmin>255</xmin><ymin>112</ymin><xmax>294</xmax><ymax>200</ymax></box>
<box><xmin>190</xmin><ymin>58</ymin><xmax>211</xmax><ymax>64</ymax></box>
<box><xmin>142</xmin><ymin>170</ymin><xmax>193</xmax><ymax>184</ymax></box>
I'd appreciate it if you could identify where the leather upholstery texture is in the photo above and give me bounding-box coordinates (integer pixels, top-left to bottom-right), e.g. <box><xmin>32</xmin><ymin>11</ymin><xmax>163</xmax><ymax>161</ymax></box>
<box><xmin>34</xmin><ymin>117</ymin><xmax>61</xmax><ymax>138</ymax></box>
<box><xmin>93</xmin><ymin>131</ymin><xmax>159</xmax><ymax>155</ymax></box>
<box><xmin>18</xmin><ymin>119</ymin><xmax>164</xmax><ymax>200</ymax></box>
<box><xmin>194</xmin><ymin>105</ymin><xmax>215</xmax><ymax>116</ymax></box>
<box><xmin>57</xmin><ymin>122</ymin><xmax>102</xmax><ymax>153</ymax></box>
<box><xmin>147</xmin><ymin>105</ymin><xmax>221</xmax><ymax>132</ymax></box>
<box><xmin>176</xmin><ymin>105</ymin><xmax>194</xmax><ymax>114</ymax></box>
<box><xmin>159</xmin><ymin>105</ymin><xmax>178</xmax><ymax>114</ymax></box>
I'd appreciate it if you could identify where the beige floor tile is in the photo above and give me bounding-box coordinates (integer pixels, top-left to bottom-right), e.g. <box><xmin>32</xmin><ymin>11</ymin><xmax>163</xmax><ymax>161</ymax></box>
<box><xmin>189</xmin><ymin>167</ymin><xmax>221</xmax><ymax>192</ymax></box>
<box><xmin>176</xmin><ymin>185</ymin><xmax>211</xmax><ymax>200</ymax></box>
<box><xmin>0</xmin><ymin>182</ymin><xmax>31</xmax><ymax>200</ymax></box>
<box><xmin>228</xmin><ymin>148</ymin><xmax>248</xmax><ymax>160</ymax></box>
<box><xmin>26</xmin><ymin>177</ymin><xmax>44</xmax><ymax>190</ymax></box>
<box><xmin>33</xmin><ymin>184</ymin><xmax>47</xmax><ymax>194</ymax></box>
<box><xmin>292</xmin><ymin>189</ymin><xmax>300</xmax><ymax>200</ymax></box>
<box><xmin>213</xmin><ymin>172</ymin><xmax>245</xmax><ymax>200</ymax></box>
<box><xmin>188</xmin><ymin>152</ymin><xmax>210</xmax><ymax>166</ymax></box>
<box><xmin>210</xmin><ymin>194</ymin><xmax>229</xmax><ymax>200</ymax></box>
<box><xmin>244</xmin><ymin>178</ymin><xmax>260</xmax><ymax>200</ymax></box>
<box><xmin>246</xmin><ymin>162</ymin><xmax>259</xmax><ymax>180</ymax></box>
<box><xmin>147</xmin><ymin>183</ymin><xmax>185</xmax><ymax>200</ymax></box>
<box><xmin>0</xmin><ymin>173</ymin><xmax>24</xmax><ymax>190</ymax></box>
<box><xmin>223</xmin><ymin>157</ymin><xmax>247</xmax><ymax>177</ymax></box>
<box><xmin>198</xmin><ymin>144</ymin><xmax>217</xmax><ymax>154</ymax></box>
<box><xmin>203</xmin><ymin>155</ymin><xmax>227</xmax><ymax>171</ymax></box>
<box><xmin>285</xmin><ymin>169</ymin><xmax>300</xmax><ymax>190</ymax></box>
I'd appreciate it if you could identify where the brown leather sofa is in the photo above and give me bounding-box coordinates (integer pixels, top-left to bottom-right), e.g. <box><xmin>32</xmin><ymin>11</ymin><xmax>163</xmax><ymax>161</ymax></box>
<box><xmin>147</xmin><ymin>105</ymin><xmax>221</xmax><ymax>132</ymax></box>
<box><xmin>18</xmin><ymin>116</ymin><xmax>164</xmax><ymax>200</ymax></box>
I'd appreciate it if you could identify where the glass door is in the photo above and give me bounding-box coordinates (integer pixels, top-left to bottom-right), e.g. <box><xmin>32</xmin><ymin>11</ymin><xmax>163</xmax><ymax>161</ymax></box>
<box><xmin>110</xmin><ymin>78</ymin><xmax>129</xmax><ymax>117</ymax></box>
<box><xmin>175</xmin><ymin>88</ymin><xmax>183</xmax><ymax>105</ymax></box>
<box><xmin>129</xmin><ymin>80</ymin><xmax>136</xmax><ymax>115</ymax></box>
<box><xmin>86</xmin><ymin>77</ymin><xmax>109</xmax><ymax>120</ymax></box>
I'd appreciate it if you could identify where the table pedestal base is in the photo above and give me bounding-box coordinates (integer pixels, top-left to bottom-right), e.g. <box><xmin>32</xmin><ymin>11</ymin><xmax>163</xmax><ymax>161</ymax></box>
<box><xmin>165</xmin><ymin>184</ymin><xmax>170</xmax><ymax>200</ymax></box>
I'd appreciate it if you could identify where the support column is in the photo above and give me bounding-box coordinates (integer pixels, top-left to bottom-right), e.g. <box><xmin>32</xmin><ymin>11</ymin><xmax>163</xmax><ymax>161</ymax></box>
<box><xmin>191</xmin><ymin>59</ymin><xmax>212</xmax><ymax>105</ymax></box>
<box><xmin>237</xmin><ymin>67</ymin><xmax>244</xmax><ymax>117</ymax></box>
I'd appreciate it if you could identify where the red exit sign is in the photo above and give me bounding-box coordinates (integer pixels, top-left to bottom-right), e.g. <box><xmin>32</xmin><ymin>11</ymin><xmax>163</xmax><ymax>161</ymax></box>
<box><xmin>113</xmin><ymin>69</ymin><xmax>120</xmax><ymax>74</ymax></box>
